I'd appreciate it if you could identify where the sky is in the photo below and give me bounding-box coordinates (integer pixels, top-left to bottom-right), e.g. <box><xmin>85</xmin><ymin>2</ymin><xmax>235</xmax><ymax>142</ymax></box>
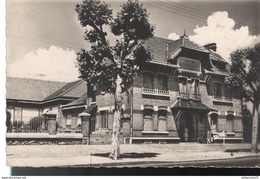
<box><xmin>5</xmin><ymin>0</ymin><xmax>260</xmax><ymax>82</ymax></box>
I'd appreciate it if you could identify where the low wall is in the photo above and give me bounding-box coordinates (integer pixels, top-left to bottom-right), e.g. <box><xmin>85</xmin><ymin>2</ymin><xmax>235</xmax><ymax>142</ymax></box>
<box><xmin>6</xmin><ymin>133</ymin><xmax>124</xmax><ymax>145</ymax></box>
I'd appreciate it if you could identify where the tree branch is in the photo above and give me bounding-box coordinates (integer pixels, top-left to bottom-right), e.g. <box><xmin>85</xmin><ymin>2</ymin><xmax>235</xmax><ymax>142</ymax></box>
<box><xmin>248</xmin><ymin>81</ymin><xmax>258</xmax><ymax>93</ymax></box>
<box><xmin>89</xmin><ymin>23</ymin><xmax>107</xmax><ymax>46</ymax></box>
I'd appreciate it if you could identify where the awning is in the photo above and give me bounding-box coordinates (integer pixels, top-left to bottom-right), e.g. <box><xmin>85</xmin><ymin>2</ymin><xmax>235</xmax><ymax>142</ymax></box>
<box><xmin>171</xmin><ymin>99</ymin><xmax>214</xmax><ymax>111</ymax></box>
<box><xmin>85</xmin><ymin>105</ymin><xmax>97</xmax><ymax>114</ymax></box>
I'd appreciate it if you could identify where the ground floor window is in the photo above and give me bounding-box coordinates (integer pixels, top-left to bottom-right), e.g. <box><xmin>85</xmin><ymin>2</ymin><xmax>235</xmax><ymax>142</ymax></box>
<box><xmin>100</xmin><ymin>110</ymin><xmax>108</xmax><ymax>129</ymax></box>
<box><xmin>91</xmin><ymin>116</ymin><xmax>96</xmax><ymax>132</ymax></box>
<box><xmin>158</xmin><ymin>107</ymin><xmax>167</xmax><ymax>131</ymax></box>
<box><xmin>143</xmin><ymin>106</ymin><xmax>153</xmax><ymax>131</ymax></box>
<box><xmin>226</xmin><ymin>114</ymin><xmax>234</xmax><ymax>132</ymax></box>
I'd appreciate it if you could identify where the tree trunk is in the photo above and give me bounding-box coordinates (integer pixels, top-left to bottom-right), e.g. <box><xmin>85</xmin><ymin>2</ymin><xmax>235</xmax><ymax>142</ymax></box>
<box><xmin>109</xmin><ymin>75</ymin><xmax>122</xmax><ymax>160</ymax></box>
<box><xmin>251</xmin><ymin>103</ymin><xmax>259</xmax><ymax>153</ymax></box>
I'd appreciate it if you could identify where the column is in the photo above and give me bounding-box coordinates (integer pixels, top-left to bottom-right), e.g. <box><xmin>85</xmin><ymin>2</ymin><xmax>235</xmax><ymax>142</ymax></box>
<box><xmin>79</xmin><ymin>112</ymin><xmax>91</xmax><ymax>145</ymax></box>
<box><xmin>45</xmin><ymin>112</ymin><xmax>57</xmax><ymax>135</ymax></box>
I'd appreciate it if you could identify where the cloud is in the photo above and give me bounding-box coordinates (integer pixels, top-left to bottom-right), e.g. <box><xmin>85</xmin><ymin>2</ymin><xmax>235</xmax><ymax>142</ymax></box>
<box><xmin>189</xmin><ymin>11</ymin><xmax>260</xmax><ymax>62</ymax></box>
<box><xmin>7</xmin><ymin>45</ymin><xmax>80</xmax><ymax>82</ymax></box>
<box><xmin>168</xmin><ymin>32</ymin><xmax>180</xmax><ymax>41</ymax></box>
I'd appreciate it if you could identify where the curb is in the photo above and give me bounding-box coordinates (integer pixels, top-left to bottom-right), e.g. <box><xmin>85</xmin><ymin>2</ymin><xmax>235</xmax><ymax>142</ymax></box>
<box><xmin>64</xmin><ymin>154</ymin><xmax>260</xmax><ymax>167</ymax></box>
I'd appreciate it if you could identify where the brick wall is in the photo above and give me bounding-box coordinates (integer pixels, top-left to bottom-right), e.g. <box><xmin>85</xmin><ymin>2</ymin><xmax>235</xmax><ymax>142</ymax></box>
<box><xmin>92</xmin><ymin>68</ymin><xmax>243</xmax><ymax>140</ymax></box>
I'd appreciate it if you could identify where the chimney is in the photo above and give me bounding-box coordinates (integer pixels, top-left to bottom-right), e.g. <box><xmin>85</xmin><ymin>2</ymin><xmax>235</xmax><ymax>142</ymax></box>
<box><xmin>204</xmin><ymin>43</ymin><xmax>217</xmax><ymax>52</ymax></box>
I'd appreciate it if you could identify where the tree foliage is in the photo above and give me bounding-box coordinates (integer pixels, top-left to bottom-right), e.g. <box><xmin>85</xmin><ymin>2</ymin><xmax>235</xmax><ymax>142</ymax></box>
<box><xmin>75</xmin><ymin>0</ymin><xmax>155</xmax><ymax>93</ymax></box>
<box><xmin>226</xmin><ymin>43</ymin><xmax>260</xmax><ymax>105</ymax></box>
<box><xmin>226</xmin><ymin>42</ymin><xmax>260</xmax><ymax>152</ymax></box>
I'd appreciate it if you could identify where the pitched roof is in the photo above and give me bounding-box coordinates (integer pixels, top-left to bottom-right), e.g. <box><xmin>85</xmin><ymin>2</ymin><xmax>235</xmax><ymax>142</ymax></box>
<box><xmin>168</xmin><ymin>35</ymin><xmax>209</xmax><ymax>57</ymax></box>
<box><xmin>209</xmin><ymin>50</ymin><xmax>227</xmax><ymax>63</ymax></box>
<box><xmin>144</xmin><ymin>36</ymin><xmax>210</xmax><ymax>65</ymax></box>
<box><xmin>44</xmin><ymin>79</ymin><xmax>87</xmax><ymax>101</ymax></box>
<box><xmin>61</xmin><ymin>93</ymin><xmax>87</xmax><ymax>108</ymax></box>
<box><xmin>144</xmin><ymin>36</ymin><xmax>173</xmax><ymax>64</ymax></box>
<box><xmin>6</xmin><ymin>77</ymin><xmax>67</xmax><ymax>101</ymax></box>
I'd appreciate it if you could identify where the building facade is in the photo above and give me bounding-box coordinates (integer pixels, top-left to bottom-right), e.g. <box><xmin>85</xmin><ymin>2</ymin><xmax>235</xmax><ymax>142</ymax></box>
<box><xmin>6</xmin><ymin>77</ymin><xmax>87</xmax><ymax>132</ymax></box>
<box><xmin>6</xmin><ymin>34</ymin><xmax>244</xmax><ymax>144</ymax></box>
<box><xmin>85</xmin><ymin>35</ymin><xmax>243</xmax><ymax>144</ymax></box>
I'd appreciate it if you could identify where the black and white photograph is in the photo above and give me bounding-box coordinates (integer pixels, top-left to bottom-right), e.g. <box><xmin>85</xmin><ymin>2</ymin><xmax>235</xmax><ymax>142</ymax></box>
<box><xmin>3</xmin><ymin>0</ymin><xmax>260</xmax><ymax>173</ymax></box>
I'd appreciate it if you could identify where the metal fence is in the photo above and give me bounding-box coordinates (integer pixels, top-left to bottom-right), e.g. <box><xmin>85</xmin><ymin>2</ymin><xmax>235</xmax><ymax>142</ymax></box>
<box><xmin>7</xmin><ymin>116</ymin><xmax>48</xmax><ymax>133</ymax></box>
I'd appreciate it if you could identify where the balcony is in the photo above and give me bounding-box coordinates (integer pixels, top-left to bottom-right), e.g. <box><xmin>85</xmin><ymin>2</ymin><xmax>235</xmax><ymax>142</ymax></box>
<box><xmin>212</xmin><ymin>96</ymin><xmax>233</xmax><ymax>103</ymax></box>
<box><xmin>142</xmin><ymin>87</ymin><xmax>170</xmax><ymax>97</ymax></box>
<box><xmin>190</xmin><ymin>93</ymin><xmax>202</xmax><ymax>101</ymax></box>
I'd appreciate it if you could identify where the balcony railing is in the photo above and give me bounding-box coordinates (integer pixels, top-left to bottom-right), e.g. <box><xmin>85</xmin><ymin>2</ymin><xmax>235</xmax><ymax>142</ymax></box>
<box><xmin>142</xmin><ymin>87</ymin><xmax>170</xmax><ymax>97</ymax></box>
<box><xmin>212</xmin><ymin>96</ymin><xmax>233</xmax><ymax>103</ymax></box>
<box><xmin>178</xmin><ymin>92</ymin><xmax>190</xmax><ymax>99</ymax></box>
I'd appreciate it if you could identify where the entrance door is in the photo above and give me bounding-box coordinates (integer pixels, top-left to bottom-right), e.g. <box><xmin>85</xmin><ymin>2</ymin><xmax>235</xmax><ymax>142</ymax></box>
<box><xmin>179</xmin><ymin>112</ymin><xmax>198</xmax><ymax>142</ymax></box>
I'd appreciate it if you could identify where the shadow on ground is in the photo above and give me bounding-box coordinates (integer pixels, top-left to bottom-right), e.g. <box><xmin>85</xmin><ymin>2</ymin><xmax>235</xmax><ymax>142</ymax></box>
<box><xmin>225</xmin><ymin>149</ymin><xmax>260</xmax><ymax>153</ymax></box>
<box><xmin>91</xmin><ymin>152</ymin><xmax>160</xmax><ymax>159</ymax></box>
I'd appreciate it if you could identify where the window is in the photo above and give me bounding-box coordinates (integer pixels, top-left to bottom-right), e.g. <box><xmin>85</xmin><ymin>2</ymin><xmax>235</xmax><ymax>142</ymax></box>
<box><xmin>158</xmin><ymin>74</ymin><xmax>168</xmax><ymax>90</ymax></box>
<box><xmin>158</xmin><ymin>108</ymin><xmax>167</xmax><ymax>131</ymax></box>
<box><xmin>143</xmin><ymin>107</ymin><xmax>153</xmax><ymax>131</ymax></box>
<box><xmin>90</xmin><ymin>116</ymin><xmax>96</xmax><ymax>132</ymax></box>
<box><xmin>143</xmin><ymin>72</ymin><xmax>154</xmax><ymax>89</ymax></box>
<box><xmin>224</xmin><ymin>85</ymin><xmax>231</xmax><ymax>98</ymax></box>
<box><xmin>178</xmin><ymin>77</ymin><xmax>188</xmax><ymax>93</ymax></box>
<box><xmin>191</xmin><ymin>79</ymin><xmax>199</xmax><ymax>94</ymax></box>
<box><xmin>214</xmin><ymin>83</ymin><xmax>222</xmax><ymax>97</ymax></box>
<box><xmin>100</xmin><ymin>110</ymin><xmax>108</xmax><ymax>129</ymax></box>
<box><xmin>226</xmin><ymin>114</ymin><xmax>234</xmax><ymax>132</ymax></box>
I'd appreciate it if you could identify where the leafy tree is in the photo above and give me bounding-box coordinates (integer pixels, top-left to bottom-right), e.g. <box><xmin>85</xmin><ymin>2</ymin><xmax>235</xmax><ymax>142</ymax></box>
<box><xmin>226</xmin><ymin>43</ymin><xmax>260</xmax><ymax>153</ymax></box>
<box><xmin>75</xmin><ymin>0</ymin><xmax>154</xmax><ymax>160</ymax></box>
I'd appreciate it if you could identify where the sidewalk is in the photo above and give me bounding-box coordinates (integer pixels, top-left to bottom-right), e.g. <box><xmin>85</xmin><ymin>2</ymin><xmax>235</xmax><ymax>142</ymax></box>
<box><xmin>6</xmin><ymin>143</ymin><xmax>260</xmax><ymax>167</ymax></box>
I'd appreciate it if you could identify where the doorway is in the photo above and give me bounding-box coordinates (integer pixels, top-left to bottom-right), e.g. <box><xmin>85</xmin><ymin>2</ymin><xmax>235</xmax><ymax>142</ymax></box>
<box><xmin>179</xmin><ymin>112</ymin><xmax>198</xmax><ymax>142</ymax></box>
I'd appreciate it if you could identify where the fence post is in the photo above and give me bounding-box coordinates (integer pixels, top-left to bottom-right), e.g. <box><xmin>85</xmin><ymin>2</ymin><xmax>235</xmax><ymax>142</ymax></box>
<box><xmin>45</xmin><ymin>112</ymin><xmax>57</xmax><ymax>135</ymax></box>
<box><xmin>79</xmin><ymin>112</ymin><xmax>91</xmax><ymax>145</ymax></box>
